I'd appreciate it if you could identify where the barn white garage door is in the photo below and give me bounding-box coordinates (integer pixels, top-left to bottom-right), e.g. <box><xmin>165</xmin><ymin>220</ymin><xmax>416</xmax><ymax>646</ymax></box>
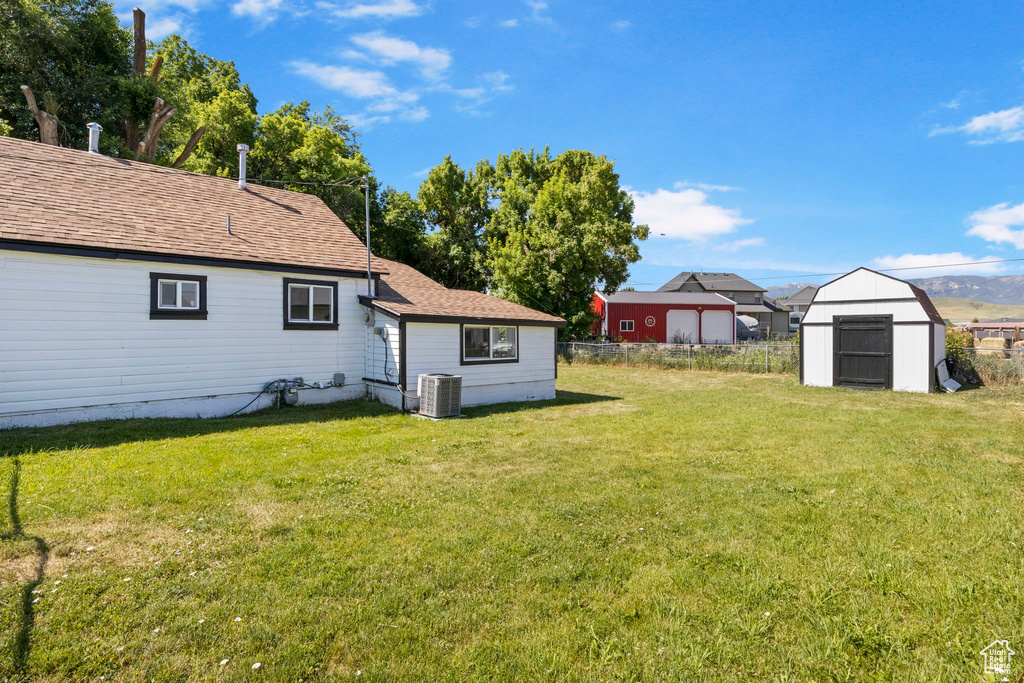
<box><xmin>701</xmin><ymin>311</ymin><xmax>732</xmax><ymax>344</ymax></box>
<box><xmin>666</xmin><ymin>310</ymin><xmax>698</xmax><ymax>343</ymax></box>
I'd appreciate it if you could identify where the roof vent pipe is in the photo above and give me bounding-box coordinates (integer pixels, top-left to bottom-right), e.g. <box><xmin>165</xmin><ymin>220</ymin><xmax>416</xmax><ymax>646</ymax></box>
<box><xmin>237</xmin><ymin>143</ymin><xmax>249</xmax><ymax>189</ymax></box>
<box><xmin>86</xmin><ymin>123</ymin><xmax>102</xmax><ymax>154</ymax></box>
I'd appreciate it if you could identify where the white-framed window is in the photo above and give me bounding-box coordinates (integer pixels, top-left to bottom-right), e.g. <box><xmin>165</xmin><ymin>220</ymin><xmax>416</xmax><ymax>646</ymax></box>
<box><xmin>284</xmin><ymin>278</ymin><xmax>338</xmax><ymax>329</ymax></box>
<box><xmin>620</xmin><ymin>320</ymin><xmax>634</xmax><ymax>332</ymax></box>
<box><xmin>754</xmin><ymin>292</ymin><xmax>762</xmax><ymax>304</ymax></box>
<box><xmin>462</xmin><ymin>325</ymin><xmax>518</xmax><ymax>363</ymax></box>
<box><xmin>150</xmin><ymin>272</ymin><xmax>207</xmax><ymax>319</ymax></box>
<box><xmin>158</xmin><ymin>279</ymin><xmax>200</xmax><ymax>310</ymax></box>
<box><xmin>727</xmin><ymin>292</ymin><xmax>735</xmax><ymax>300</ymax></box>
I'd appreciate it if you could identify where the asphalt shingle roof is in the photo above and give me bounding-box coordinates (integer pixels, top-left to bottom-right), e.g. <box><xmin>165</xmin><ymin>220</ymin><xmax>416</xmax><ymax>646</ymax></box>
<box><xmin>0</xmin><ymin>136</ymin><xmax>388</xmax><ymax>276</ymax></box>
<box><xmin>367</xmin><ymin>260</ymin><xmax>566</xmax><ymax>325</ymax></box>
<box><xmin>657</xmin><ymin>271</ymin><xmax>766</xmax><ymax>293</ymax></box>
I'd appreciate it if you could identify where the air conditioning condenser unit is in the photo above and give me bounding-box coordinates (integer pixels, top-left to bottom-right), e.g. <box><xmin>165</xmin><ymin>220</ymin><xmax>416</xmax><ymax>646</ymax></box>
<box><xmin>417</xmin><ymin>374</ymin><xmax>462</xmax><ymax>418</ymax></box>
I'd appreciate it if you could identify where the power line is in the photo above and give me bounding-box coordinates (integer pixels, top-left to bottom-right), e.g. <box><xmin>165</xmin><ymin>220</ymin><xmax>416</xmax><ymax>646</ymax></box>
<box><xmin>619</xmin><ymin>256</ymin><xmax>1024</xmax><ymax>289</ymax></box>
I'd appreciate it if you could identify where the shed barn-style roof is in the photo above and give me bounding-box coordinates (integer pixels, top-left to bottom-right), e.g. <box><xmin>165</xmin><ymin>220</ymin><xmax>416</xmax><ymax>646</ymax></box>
<box><xmin>363</xmin><ymin>260</ymin><xmax>565</xmax><ymax>326</ymax></box>
<box><xmin>657</xmin><ymin>271</ymin><xmax>766</xmax><ymax>293</ymax></box>
<box><xmin>0</xmin><ymin>136</ymin><xmax>388</xmax><ymax>277</ymax></box>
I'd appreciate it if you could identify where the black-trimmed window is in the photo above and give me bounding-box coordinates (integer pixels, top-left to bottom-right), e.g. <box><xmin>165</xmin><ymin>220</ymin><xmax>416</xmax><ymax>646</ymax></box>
<box><xmin>620</xmin><ymin>320</ymin><xmax>634</xmax><ymax>332</ymax></box>
<box><xmin>284</xmin><ymin>278</ymin><xmax>339</xmax><ymax>330</ymax></box>
<box><xmin>150</xmin><ymin>273</ymin><xmax>207</xmax><ymax>320</ymax></box>
<box><xmin>461</xmin><ymin>325</ymin><xmax>518</xmax><ymax>364</ymax></box>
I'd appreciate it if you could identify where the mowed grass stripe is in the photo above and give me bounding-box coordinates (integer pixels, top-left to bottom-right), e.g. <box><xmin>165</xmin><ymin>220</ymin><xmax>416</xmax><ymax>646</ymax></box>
<box><xmin>1</xmin><ymin>367</ymin><xmax>1022</xmax><ymax>681</ymax></box>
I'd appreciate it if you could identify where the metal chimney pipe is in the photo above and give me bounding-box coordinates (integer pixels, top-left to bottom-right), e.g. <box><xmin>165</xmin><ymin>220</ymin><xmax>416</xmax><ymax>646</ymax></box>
<box><xmin>236</xmin><ymin>143</ymin><xmax>249</xmax><ymax>189</ymax></box>
<box><xmin>86</xmin><ymin>123</ymin><xmax>102</xmax><ymax>154</ymax></box>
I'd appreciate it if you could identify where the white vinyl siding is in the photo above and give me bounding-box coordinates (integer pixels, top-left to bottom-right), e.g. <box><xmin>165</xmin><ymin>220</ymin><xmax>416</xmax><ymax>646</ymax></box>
<box><xmin>0</xmin><ymin>250</ymin><xmax>366</xmax><ymax>418</ymax></box>
<box><xmin>404</xmin><ymin>323</ymin><xmax>556</xmax><ymax>407</ymax></box>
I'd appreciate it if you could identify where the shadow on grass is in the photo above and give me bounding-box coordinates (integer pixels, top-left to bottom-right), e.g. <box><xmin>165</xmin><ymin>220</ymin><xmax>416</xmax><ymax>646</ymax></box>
<box><xmin>0</xmin><ymin>398</ymin><xmax>401</xmax><ymax>458</ymax></box>
<box><xmin>463</xmin><ymin>390</ymin><xmax>620</xmax><ymax>418</ymax></box>
<box><xmin>1</xmin><ymin>458</ymin><xmax>48</xmax><ymax>674</ymax></box>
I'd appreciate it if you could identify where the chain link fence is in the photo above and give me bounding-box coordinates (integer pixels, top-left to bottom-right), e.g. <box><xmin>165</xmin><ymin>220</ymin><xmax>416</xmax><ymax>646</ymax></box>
<box><xmin>559</xmin><ymin>342</ymin><xmax>1024</xmax><ymax>386</ymax></box>
<box><xmin>559</xmin><ymin>342</ymin><xmax>799</xmax><ymax>375</ymax></box>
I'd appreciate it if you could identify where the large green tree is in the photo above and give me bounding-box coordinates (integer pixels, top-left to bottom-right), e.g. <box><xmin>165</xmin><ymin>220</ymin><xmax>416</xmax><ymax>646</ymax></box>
<box><xmin>149</xmin><ymin>35</ymin><xmax>258</xmax><ymax>175</ymax></box>
<box><xmin>485</xmin><ymin>149</ymin><xmax>648</xmax><ymax>338</ymax></box>
<box><xmin>417</xmin><ymin>155</ymin><xmax>492</xmax><ymax>291</ymax></box>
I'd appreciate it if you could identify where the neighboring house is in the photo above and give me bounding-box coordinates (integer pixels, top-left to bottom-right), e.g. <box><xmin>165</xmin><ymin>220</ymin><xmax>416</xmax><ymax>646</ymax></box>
<box><xmin>591</xmin><ymin>291</ymin><xmax>736</xmax><ymax>344</ymax></box>
<box><xmin>965</xmin><ymin>319</ymin><xmax>1024</xmax><ymax>342</ymax></box>
<box><xmin>658</xmin><ymin>271</ymin><xmax>791</xmax><ymax>337</ymax></box>
<box><xmin>782</xmin><ymin>285</ymin><xmax>818</xmax><ymax>331</ymax></box>
<box><xmin>800</xmin><ymin>268</ymin><xmax>945</xmax><ymax>393</ymax></box>
<box><xmin>784</xmin><ymin>285</ymin><xmax>818</xmax><ymax>313</ymax></box>
<box><xmin>0</xmin><ymin>136</ymin><xmax>563</xmax><ymax>428</ymax></box>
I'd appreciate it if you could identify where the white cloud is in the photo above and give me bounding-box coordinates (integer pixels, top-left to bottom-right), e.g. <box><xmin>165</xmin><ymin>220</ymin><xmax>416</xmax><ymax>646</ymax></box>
<box><xmin>674</xmin><ymin>180</ymin><xmax>742</xmax><ymax>192</ymax></box>
<box><xmin>610</xmin><ymin>19</ymin><xmax>631</xmax><ymax>30</ymax></box>
<box><xmin>872</xmin><ymin>252</ymin><xmax>1005</xmax><ymax>276</ymax></box>
<box><xmin>231</xmin><ymin>0</ymin><xmax>283</xmax><ymax>19</ymax></box>
<box><xmin>289</xmin><ymin>60</ymin><xmax>417</xmax><ymax>101</ymax></box>
<box><xmin>931</xmin><ymin>105</ymin><xmax>1024</xmax><ymax>144</ymax></box>
<box><xmin>316</xmin><ymin>0</ymin><xmax>423</xmax><ymax>19</ymax></box>
<box><xmin>350</xmin><ymin>32</ymin><xmax>451</xmax><ymax>80</ymax></box>
<box><xmin>398</xmin><ymin>106</ymin><xmax>429</xmax><ymax>122</ymax></box>
<box><xmin>631</xmin><ymin>185</ymin><xmax>754</xmax><ymax>241</ymax></box>
<box><xmin>967</xmin><ymin>201</ymin><xmax>1024</xmax><ymax>248</ymax></box>
<box><xmin>482</xmin><ymin>71</ymin><xmax>513</xmax><ymax>92</ymax></box>
<box><xmin>526</xmin><ymin>0</ymin><xmax>553</xmax><ymax>24</ymax></box>
<box><xmin>499</xmin><ymin>18</ymin><xmax>519</xmax><ymax>28</ymax></box>
<box><xmin>146</xmin><ymin>14</ymin><xmax>188</xmax><ymax>38</ymax></box>
<box><xmin>714</xmin><ymin>237</ymin><xmax>764</xmax><ymax>252</ymax></box>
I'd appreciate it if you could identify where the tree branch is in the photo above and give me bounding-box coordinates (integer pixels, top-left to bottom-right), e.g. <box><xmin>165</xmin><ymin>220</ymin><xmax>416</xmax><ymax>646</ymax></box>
<box><xmin>171</xmin><ymin>126</ymin><xmax>205</xmax><ymax>168</ymax></box>
<box><xmin>132</xmin><ymin>8</ymin><xmax>146</xmax><ymax>79</ymax></box>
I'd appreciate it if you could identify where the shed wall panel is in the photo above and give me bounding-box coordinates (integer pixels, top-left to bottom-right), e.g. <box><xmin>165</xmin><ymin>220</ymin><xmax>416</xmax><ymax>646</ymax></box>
<box><xmin>802</xmin><ymin>325</ymin><xmax>833</xmax><ymax>387</ymax></box>
<box><xmin>802</xmin><ymin>300</ymin><xmax>928</xmax><ymax>324</ymax></box>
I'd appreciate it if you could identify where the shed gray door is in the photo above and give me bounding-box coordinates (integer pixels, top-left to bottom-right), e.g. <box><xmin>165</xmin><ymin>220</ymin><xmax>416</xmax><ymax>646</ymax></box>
<box><xmin>833</xmin><ymin>315</ymin><xmax>892</xmax><ymax>390</ymax></box>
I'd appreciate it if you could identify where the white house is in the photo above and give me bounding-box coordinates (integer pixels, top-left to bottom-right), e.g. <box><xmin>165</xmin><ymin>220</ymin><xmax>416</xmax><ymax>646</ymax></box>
<box><xmin>800</xmin><ymin>268</ymin><xmax>945</xmax><ymax>393</ymax></box>
<box><xmin>0</xmin><ymin>136</ymin><xmax>563</xmax><ymax>428</ymax></box>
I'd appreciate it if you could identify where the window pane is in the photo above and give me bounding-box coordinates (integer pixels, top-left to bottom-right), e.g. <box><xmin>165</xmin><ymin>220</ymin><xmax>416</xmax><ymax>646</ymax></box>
<box><xmin>464</xmin><ymin>326</ymin><xmax>490</xmax><ymax>358</ymax></box>
<box><xmin>159</xmin><ymin>281</ymin><xmax>177</xmax><ymax>308</ymax></box>
<box><xmin>289</xmin><ymin>285</ymin><xmax>310</xmax><ymax>321</ymax></box>
<box><xmin>180</xmin><ymin>281</ymin><xmax>199</xmax><ymax>309</ymax></box>
<box><xmin>312</xmin><ymin>286</ymin><xmax>332</xmax><ymax>322</ymax></box>
<box><xmin>491</xmin><ymin>326</ymin><xmax>517</xmax><ymax>358</ymax></box>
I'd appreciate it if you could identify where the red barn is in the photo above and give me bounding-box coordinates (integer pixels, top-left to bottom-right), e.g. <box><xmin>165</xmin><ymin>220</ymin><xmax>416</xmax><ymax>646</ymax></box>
<box><xmin>592</xmin><ymin>291</ymin><xmax>736</xmax><ymax>343</ymax></box>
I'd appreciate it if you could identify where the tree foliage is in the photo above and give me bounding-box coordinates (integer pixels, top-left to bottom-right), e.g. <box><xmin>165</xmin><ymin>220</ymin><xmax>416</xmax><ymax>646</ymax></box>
<box><xmin>484</xmin><ymin>148</ymin><xmax>648</xmax><ymax>338</ymax></box>
<box><xmin>0</xmin><ymin>0</ymin><xmax>152</xmax><ymax>150</ymax></box>
<box><xmin>416</xmin><ymin>155</ymin><xmax>492</xmax><ymax>291</ymax></box>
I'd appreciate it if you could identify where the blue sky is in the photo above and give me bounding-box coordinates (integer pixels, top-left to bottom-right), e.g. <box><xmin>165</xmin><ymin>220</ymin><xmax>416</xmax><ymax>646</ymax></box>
<box><xmin>123</xmin><ymin>0</ymin><xmax>1024</xmax><ymax>289</ymax></box>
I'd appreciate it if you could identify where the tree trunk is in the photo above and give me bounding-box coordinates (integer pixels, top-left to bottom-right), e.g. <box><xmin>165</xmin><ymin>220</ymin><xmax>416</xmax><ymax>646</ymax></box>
<box><xmin>20</xmin><ymin>85</ymin><xmax>58</xmax><ymax>146</ymax></box>
<box><xmin>138</xmin><ymin>99</ymin><xmax>175</xmax><ymax>160</ymax></box>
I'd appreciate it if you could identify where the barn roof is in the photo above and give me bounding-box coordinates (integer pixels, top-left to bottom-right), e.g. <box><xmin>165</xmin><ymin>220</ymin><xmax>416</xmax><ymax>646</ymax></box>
<box><xmin>0</xmin><ymin>136</ymin><xmax>388</xmax><ymax>277</ymax></box>
<box><xmin>808</xmin><ymin>268</ymin><xmax>944</xmax><ymax>325</ymax></box>
<box><xmin>657</xmin><ymin>271</ymin><xmax>766</xmax><ymax>293</ymax></box>
<box><xmin>362</xmin><ymin>260</ymin><xmax>565</xmax><ymax>326</ymax></box>
<box><xmin>600</xmin><ymin>291</ymin><xmax>734</xmax><ymax>305</ymax></box>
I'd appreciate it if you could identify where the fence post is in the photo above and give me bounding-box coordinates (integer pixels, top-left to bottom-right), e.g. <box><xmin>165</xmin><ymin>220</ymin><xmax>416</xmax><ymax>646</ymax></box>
<box><xmin>687</xmin><ymin>344</ymin><xmax>691</xmax><ymax>371</ymax></box>
<box><xmin>625</xmin><ymin>344</ymin><xmax>629</xmax><ymax>368</ymax></box>
<box><xmin>765</xmin><ymin>344</ymin><xmax>769</xmax><ymax>373</ymax></box>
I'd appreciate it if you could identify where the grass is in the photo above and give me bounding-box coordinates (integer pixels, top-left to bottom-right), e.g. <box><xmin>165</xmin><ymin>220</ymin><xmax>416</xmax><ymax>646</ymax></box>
<box><xmin>2</xmin><ymin>367</ymin><xmax>1024</xmax><ymax>681</ymax></box>
<box><xmin>932</xmin><ymin>297</ymin><xmax>1024</xmax><ymax>323</ymax></box>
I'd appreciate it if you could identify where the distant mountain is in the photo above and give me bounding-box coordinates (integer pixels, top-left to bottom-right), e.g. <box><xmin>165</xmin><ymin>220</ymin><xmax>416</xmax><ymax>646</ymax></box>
<box><xmin>907</xmin><ymin>274</ymin><xmax>1024</xmax><ymax>305</ymax></box>
<box><xmin>765</xmin><ymin>282</ymin><xmax>817</xmax><ymax>299</ymax></box>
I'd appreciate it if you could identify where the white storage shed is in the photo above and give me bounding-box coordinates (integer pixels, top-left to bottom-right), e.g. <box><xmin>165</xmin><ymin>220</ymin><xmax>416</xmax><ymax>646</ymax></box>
<box><xmin>800</xmin><ymin>268</ymin><xmax>946</xmax><ymax>393</ymax></box>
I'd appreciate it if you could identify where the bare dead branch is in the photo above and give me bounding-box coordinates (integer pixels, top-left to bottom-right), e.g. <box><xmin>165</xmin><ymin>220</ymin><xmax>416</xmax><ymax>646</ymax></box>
<box><xmin>132</xmin><ymin>8</ymin><xmax>146</xmax><ymax>79</ymax></box>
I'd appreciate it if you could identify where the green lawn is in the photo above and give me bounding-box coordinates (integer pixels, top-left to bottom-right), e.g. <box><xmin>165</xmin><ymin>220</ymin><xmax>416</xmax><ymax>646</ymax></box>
<box><xmin>2</xmin><ymin>367</ymin><xmax>1023</xmax><ymax>681</ymax></box>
